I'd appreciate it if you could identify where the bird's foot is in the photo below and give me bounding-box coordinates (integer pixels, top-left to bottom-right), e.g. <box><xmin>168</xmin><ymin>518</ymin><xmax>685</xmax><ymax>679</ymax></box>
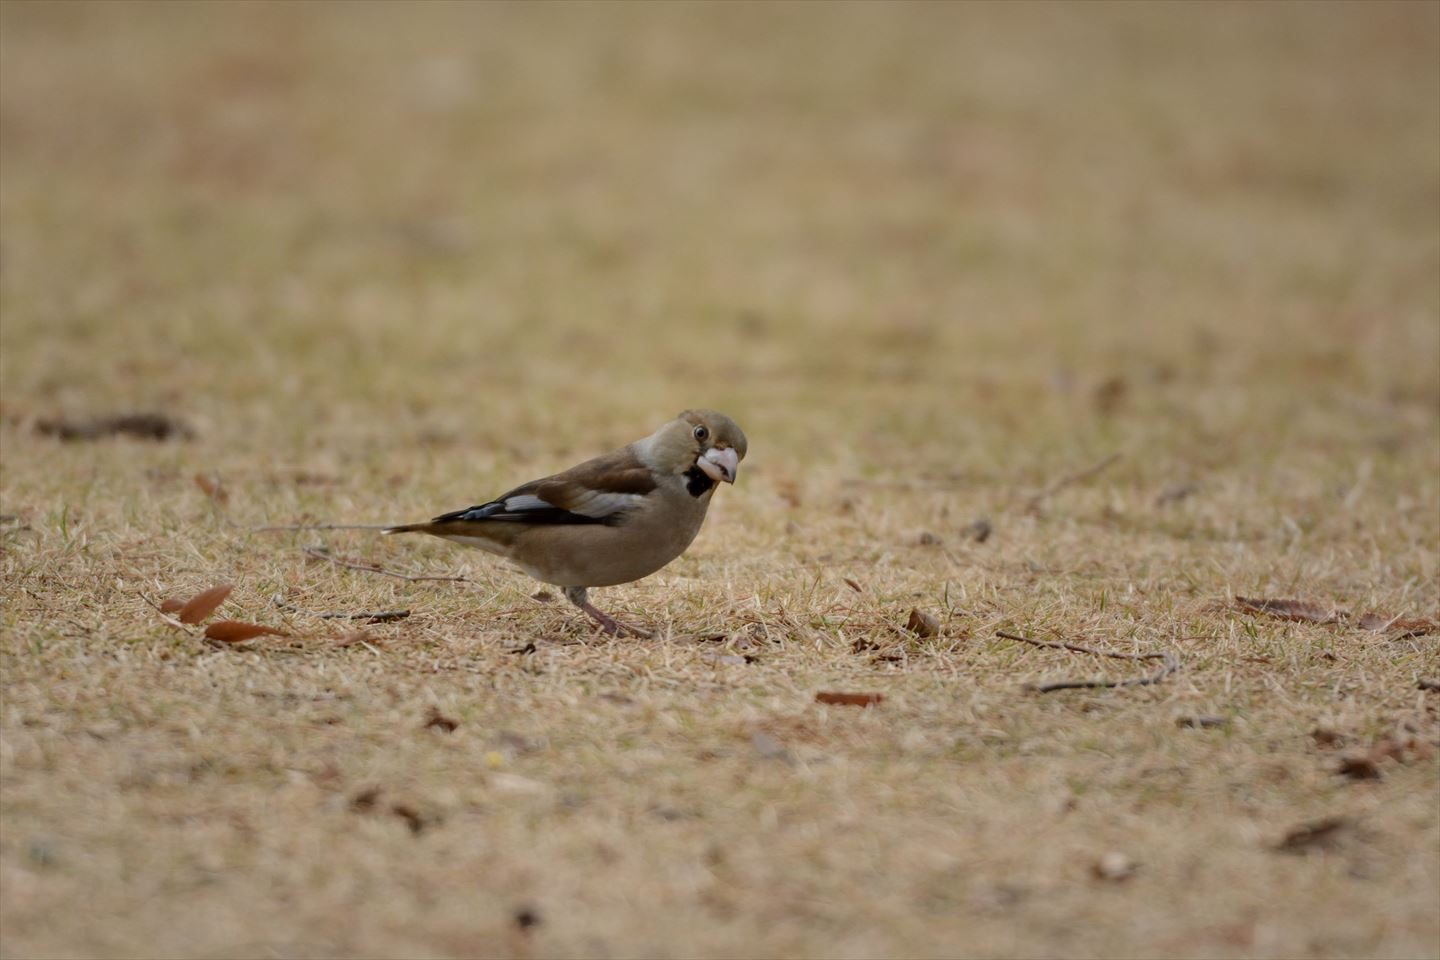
<box><xmin>563</xmin><ymin>586</ymin><xmax>652</xmax><ymax>639</ymax></box>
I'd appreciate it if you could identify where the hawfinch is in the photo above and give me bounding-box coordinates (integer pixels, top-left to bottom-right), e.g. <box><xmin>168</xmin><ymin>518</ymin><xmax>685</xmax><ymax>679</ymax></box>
<box><xmin>386</xmin><ymin>409</ymin><xmax>747</xmax><ymax>637</ymax></box>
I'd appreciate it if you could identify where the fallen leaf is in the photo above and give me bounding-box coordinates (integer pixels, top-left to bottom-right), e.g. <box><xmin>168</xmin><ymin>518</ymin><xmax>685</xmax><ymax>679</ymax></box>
<box><xmin>1092</xmin><ymin>376</ymin><xmax>1128</xmax><ymax>415</ymax></box>
<box><xmin>961</xmin><ymin>518</ymin><xmax>992</xmax><ymax>543</ymax></box>
<box><xmin>1336</xmin><ymin>755</ymin><xmax>1382</xmax><ymax>781</ymax></box>
<box><xmin>842</xmin><ymin>577</ymin><xmax>863</xmax><ymax>593</ymax></box>
<box><xmin>1276</xmin><ymin>816</ymin><xmax>1352</xmax><ymax>854</ymax></box>
<box><xmin>178</xmin><ymin>584</ymin><xmax>234</xmax><ymax>624</ymax></box>
<box><xmin>158</xmin><ymin>597</ymin><xmax>185</xmax><ymax>614</ymax></box>
<box><xmin>1091</xmin><ymin>851</ymin><xmax>1137</xmax><ymax>881</ymax></box>
<box><xmin>1234</xmin><ymin>596</ymin><xmax>1340</xmax><ymax>624</ymax></box>
<box><xmin>1154</xmin><ymin>482</ymin><xmax>1198</xmax><ymax>507</ymax></box>
<box><xmin>350</xmin><ymin>787</ymin><xmax>383</xmax><ymax>811</ymax></box>
<box><xmin>204</xmin><ymin>620</ymin><xmax>287</xmax><ymax>642</ymax></box>
<box><xmin>815</xmin><ymin>692</ymin><xmax>884</xmax><ymax>707</ymax></box>
<box><xmin>906</xmin><ymin>608</ymin><xmax>940</xmax><ymax>638</ymax></box>
<box><xmin>389</xmin><ymin>803</ymin><xmax>425</xmax><ymax>835</ymax></box>
<box><xmin>424</xmin><ymin>706</ymin><xmax>459</xmax><ymax>733</ymax></box>
<box><xmin>193</xmin><ymin>472</ymin><xmax>228</xmax><ymax>503</ymax></box>
<box><xmin>36</xmin><ymin>412</ymin><xmax>193</xmax><ymax>442</ymax></box>
<box><xmin>1356</xmin><ymin>614</ymin><xmax>1439</xmax><ymax>637</ymax></box>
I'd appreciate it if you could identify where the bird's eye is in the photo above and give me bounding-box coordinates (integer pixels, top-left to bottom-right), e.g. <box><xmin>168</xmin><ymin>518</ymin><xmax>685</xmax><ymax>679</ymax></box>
<box><xmin>693</xmin><ymin>425</ymin><xmax>709</xmax><ymax>441</ymax></box>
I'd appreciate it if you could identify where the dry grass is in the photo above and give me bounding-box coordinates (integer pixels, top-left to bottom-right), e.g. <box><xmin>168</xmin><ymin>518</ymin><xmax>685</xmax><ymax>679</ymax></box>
<box><xmin>2</xmin><ymin>3</ymin><xmax>1438</xmax><ymax>958</ymax></box>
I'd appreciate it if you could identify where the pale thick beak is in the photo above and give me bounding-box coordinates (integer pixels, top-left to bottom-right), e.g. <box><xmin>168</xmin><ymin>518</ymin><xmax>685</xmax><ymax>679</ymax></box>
<box><xmin>697</xmin><ymin>446</ymin><xmax>739</xmax><ymax>484</ymax></box>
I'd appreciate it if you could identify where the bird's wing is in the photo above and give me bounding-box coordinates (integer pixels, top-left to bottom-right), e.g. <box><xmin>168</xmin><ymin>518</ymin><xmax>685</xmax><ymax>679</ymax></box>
<box><xmin>428</xmin><ymin>446</ymin><xmax>656</xmax><ymax>528</ymax></box>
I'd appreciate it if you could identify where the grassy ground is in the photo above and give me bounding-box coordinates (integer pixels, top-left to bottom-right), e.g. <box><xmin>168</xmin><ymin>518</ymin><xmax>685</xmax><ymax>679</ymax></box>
<box><xmin>2</xmin><ymin>3</ymin><xmax>1438</xmax><ymax>958</ymax></box>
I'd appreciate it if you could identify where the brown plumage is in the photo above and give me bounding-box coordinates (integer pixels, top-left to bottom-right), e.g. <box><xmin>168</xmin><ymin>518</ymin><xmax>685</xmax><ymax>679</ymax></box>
<box><xmin>386</xmin><ymin>410</ymin><xmax>747</xmax><ymax>636</ymax></box>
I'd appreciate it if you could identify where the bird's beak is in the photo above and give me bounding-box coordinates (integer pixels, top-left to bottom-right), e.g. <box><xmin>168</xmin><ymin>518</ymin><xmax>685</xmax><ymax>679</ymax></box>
<box><xmin>697</xmin><ymin>446</ymin><xmax>739</xmax><ymax>484</ymax></box>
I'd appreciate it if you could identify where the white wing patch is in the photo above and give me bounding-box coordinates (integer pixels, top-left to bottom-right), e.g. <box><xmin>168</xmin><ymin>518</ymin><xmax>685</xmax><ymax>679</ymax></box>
<box><xmin>561</xmin><ymin>489</ymin><xmax>647</xmax><ymax>518</ymax></box>
<box><xmin>504</xmin><ymin>489</ymin><xmax>645</xmax><ymax>519</ymax></box>
<box><xmin>503</xmin><ymin>494</ymin><xmax>551</xmax><ymax>512</ymax></box>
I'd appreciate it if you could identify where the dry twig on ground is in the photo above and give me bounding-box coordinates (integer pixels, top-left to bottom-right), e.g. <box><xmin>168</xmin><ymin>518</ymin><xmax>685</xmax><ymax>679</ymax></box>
<box><xmin>996</xmin><ymin>630</ymin><xmax>1180</xmax><ymax>693</ymax></box>
<box><xmin>1024</xmin><ymin>453</ymin><xmax>1121</xmax><ymax>514</ymax></box>
<box><xmin>302</xmin><ymin>547</ymin><xmax>473</xmax><ymax>584</ymax></box>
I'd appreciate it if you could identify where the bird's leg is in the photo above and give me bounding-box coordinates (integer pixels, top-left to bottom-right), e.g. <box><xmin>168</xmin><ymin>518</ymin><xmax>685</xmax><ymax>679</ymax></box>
<box><xmin>562</xmin><ymin>586</ymin><xmax>651</xmax><ymax>639</ymax></box>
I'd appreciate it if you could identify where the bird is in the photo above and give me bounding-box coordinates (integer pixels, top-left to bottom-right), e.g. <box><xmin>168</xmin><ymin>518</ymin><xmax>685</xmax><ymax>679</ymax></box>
<box><xmin>385</xmin><ymin>409</ymin><xmax>747</xmax><ymax>637</ymax></box>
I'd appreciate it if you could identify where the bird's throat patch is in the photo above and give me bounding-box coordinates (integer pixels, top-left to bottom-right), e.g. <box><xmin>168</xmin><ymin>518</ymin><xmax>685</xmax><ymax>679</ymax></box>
<box><xmin>684</xmin><ymin>466</ymin><xmax>715</xmax><ymax>498</ymax></box>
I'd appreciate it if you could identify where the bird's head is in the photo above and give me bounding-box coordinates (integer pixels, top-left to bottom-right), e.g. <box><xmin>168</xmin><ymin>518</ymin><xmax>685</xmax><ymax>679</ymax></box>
<box><xmin>649</xmin><ymin>409</ymin><xmax>747</xmax><ymax>487</ymax></box>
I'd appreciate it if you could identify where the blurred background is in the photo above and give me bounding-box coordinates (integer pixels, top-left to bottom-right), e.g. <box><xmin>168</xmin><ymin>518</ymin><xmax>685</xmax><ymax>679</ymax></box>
<box><xmin>3</xmin><ymin>1</ymin><xmax>1435</xmax><ymax>486</ymax></box>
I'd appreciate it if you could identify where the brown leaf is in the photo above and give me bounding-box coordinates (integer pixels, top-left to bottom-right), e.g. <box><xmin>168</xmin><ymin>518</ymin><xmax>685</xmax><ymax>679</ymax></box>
<box><xmin>204</xmin><ymin>620</ymin><xmax>287</xmax><ymax>642</ymax></box>
<box><xmin>1356</xmin><ymin>614</ymin><xmax>1439</xmax><ymax>637</ymax></box>
<box><xmin>350</xmin><ymin>786</ymin><xmax>382</xmax><ymax>811</ymax></box>
<box><xmin>36</xmin><ymin>412</ymin><xmax>193</xmax><ymax>442</ymax></box>
<box><xmin>815</xmin><ymin>691</ymin><xmax>884</xmax><ymax>707</ymax></box>
<box><xmin>1092</xmin><ymin>376</ymin><xmax>1128</xmax><ymax>416</ymax></box>
<box><xmin>424</xmin><ymin>706</ymin><xmax>459</xmax><ymax>733</ymax></box>
<box><xmin>390</xmin><ymin>803</ymin><xmax>425</xmax><ymax>835</ymax></box>
<box><xmin>906</xmin><ymin>608</ymin><xmax>940</xmax><ymax>638</ymax></box>
<box><xmin>1336</xmin><ymin>755</ymin><xmax>1382</xmax><ymax>780</ymax></box>
<box><xmin>961</xmin><ymin>518</ymin><xmax>992</xmax><ymax>543</ymax></box>
<box><xmin>193</xmin><ymin>472</ymin><xmax>228</xmax><ymax>503</ymax></box>
<box><xmin>1154</xmin><ymin>482</ymin><xmax>1198</xmax><ymax>507</ymax></box>
<box><xmin>177</xmin><ymin>584</ymin><xmax>234</xmax><ymax>624</ymax></box>
<box><xmin>842</xmin><ymin>577</ymin><xmax>863</xmax><ymax>593</ymax></box>
<box><xmin>1276</xmin><ymin>816</ymin><xmax>1352</xmax><ymax>854</ymax></box>
<box><xmin>1234</xmin><ymin>596</ymin><xmax>1340</xmax><ymax>624</ymax></box>
<box><xmin>158</xmin><ymin>597</ymin><xmax>185</xmax><ymax>613</ymax></box>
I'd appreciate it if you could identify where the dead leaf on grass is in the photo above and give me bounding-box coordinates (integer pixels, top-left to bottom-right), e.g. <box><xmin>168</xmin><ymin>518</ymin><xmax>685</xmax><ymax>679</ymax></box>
<box><xmin>842</xmin><ymin>577</ymin><xmax>863</xmax><ymax>593</ymax></box>
<box><xmin>36</xmin><ymin>412</ymin><xmax>194</xmax><ymax>442</ymax></box>
<box><xmin>1276</xmin><ymin>816</ymin><xmax>1352</xmax><ymax>854</ymax></box>
<box><xmin>961</xmin><ymin>518</ymin><xmax>992</xmax><ymax>543</ymax></box>
<box><xmin>815</xmin><ymin>691</ymin><xmax>884</xmax><ymax>707</ymax></box>
<box><xmin>204</xmin><ymin>620</ymin><xmax>288</xmax><ymax>642</ymax></box>
<box><xmin>193</xmin><ymin>472</ymin><xmax>228</xmax><ymax>503</ymax></box>
<box><xmin>177</xmin><ymin>584</ymin><xmax>234</xmax><ymax>624</ymax></box>
<box><xmin>424</xmin><ymin>706</ymin><xmax>459</xmax><ymax>733</ymax></box>
<box><xmin>389</xmin><ymin>803</ymin><xmax>426</xmax><ymax>834</ymax></box>
<box><xmin>1092</xmin><ymin>376</ymin><xmax>1128</xmax><ymax>415</ymax></box>
<box><xmin>1235</xmin><ymin>597</ymin><xmax>1340</xmax><ymax>624</ymax></box>
<box><xmin>1355</xmin><ymin>614</ymin><xmax>1439</xmax><ymax>637</ymax></box>
<box><xmin>1336</xmin><ymin>755</ymin><xmax>1383</xmax><ymax>780</ymax></box>
<box><xmin>1154</xmin><ymin>482</ymin><xmax>1198</xmax><ymax>507</ymax></box>
<box><xmin>906</xmin><ymin>608</ymin><xmax>940</xmax><ymax>637</ymax></box>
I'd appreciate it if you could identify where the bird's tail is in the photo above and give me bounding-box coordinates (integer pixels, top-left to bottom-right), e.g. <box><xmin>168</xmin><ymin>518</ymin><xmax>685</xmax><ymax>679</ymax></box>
<box><xmin>382</xmin><ymin>522</ymin><xmax>433</xmax><ymax>535</ymax></box>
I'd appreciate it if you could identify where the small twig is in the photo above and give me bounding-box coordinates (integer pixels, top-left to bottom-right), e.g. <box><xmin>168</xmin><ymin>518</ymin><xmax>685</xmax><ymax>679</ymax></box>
<box><xmin>253</xmin><ymin>523</ymin><xmax>397</xmax><ymax>532</ymax></box>
<box><xmin>302</xmin><ymin>547</ymin><xmax>473</xmax><ymax>584</ymax></box>
<box><xmin>1024</xmin><ymin>452</ymin><xmax>1121</xmax><ymax>513</ymax></box>
<box><xmin>270</xmin><ymin>593</ymin><xmax>412</xmax><ymax>623</ymax></box>
<box><xmin>996</xmin><ymin>630</ymin><xmax>1180</xmax><ymax>693</ymax></box>
<box><xmin>320</xmin><ymin>610</ymin><xmax>411</xmax><ymax>623</ymax></box>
